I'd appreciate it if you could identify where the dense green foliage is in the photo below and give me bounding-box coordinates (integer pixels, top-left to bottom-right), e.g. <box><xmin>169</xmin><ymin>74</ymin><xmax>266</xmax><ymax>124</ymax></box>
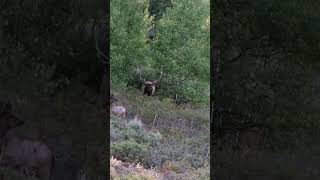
<box><xmin>111</xmin><ymin>0</ymin><xmax>209</xmax><ymax>106</ymax></box>
<box><xmin>148</xmin><ymin>0</ymin><xmax>172</xmax><ymax>19</ymax></box>
<box><xmin>110</xmin><ymin>0</ymin><xmax>150</xmax><ymax>85</ymax></box>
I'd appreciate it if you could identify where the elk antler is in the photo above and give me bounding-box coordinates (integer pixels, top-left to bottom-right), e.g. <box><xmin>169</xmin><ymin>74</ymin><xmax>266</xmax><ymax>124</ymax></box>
<box><xmin>153</xmin><ymin>71</ymin><xmax>162</xmax><ymax>83</ymax></box>
<box><xmin>139</xmin><ymin>68</ymin><xmax>146</xmax><ymax>82</ymax></box>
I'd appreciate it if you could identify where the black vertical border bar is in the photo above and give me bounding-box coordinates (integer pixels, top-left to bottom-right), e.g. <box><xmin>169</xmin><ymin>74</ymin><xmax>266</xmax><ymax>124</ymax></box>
<box><xmin>106</xmin><ymin>0</ymin><xmax>111</xmax><ymax>179</ymax></box>
<box><xmin>210</xmin><ymin>0</ymin><xmax>215</xmax><ymax>179</ymax></box>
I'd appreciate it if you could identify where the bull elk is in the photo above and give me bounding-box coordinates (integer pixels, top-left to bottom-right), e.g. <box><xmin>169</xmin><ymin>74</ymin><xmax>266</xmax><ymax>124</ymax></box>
<box><xmin>139</xmin><ymin>70</ymin><xmax>162</xmax><ymax>96</ymax></box>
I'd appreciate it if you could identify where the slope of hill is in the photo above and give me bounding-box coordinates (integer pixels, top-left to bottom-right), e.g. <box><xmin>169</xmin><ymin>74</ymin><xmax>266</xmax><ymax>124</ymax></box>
<box><xmin>110</xmin><ymin>88</ymin><xmax>210</xmax><ymax>180</ymax></box>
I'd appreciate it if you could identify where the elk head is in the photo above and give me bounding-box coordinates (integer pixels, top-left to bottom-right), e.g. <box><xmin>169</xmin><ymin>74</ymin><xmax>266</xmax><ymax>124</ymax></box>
<box><xmin>139</xmin><ymin>70</ymin><xmax>162</xmax><ymax>96</ymax></box>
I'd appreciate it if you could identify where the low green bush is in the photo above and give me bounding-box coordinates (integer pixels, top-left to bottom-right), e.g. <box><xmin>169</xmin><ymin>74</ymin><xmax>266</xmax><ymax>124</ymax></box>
<box><xmin>110</xmin><ymin>116</ymin><xmax>162</xmax><ymax>165</ymax></box>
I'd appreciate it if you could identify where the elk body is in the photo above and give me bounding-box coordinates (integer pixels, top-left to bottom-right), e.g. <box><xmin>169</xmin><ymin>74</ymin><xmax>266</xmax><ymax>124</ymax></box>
<box><xmin>141</xmin><ymin>80</ymin><xmax>158</xmax><ymax>96</ymax></box>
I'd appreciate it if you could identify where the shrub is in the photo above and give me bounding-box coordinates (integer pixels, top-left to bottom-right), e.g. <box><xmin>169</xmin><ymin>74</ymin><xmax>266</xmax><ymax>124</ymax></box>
<box><xmin>110</xmin><ymin>116</ymin><xmax>162</xmax><ymax>165</ymax></box>
<box><xmin>112</xmin><ymin>174</ymin><xmax>155</xmax><ymax>180</ymax></box>
<box><xmin>147</xmin><ymin>135</ymin><xmax>209</xmax><ymax>168</ymax></box>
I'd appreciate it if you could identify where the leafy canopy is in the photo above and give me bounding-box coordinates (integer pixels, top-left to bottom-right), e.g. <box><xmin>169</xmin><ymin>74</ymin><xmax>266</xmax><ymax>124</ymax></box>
<box><xmin>111</xmin><ymin>0</ymin><xmax>210</xmax><ymax>106</ymax></box>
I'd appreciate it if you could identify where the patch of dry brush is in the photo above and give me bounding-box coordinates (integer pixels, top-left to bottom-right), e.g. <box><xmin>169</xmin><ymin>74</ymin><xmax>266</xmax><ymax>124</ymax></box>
<box><xmin>110</xmin><ymin>156</ymin><xmax>162</xmax><ymax>180</ymax></box>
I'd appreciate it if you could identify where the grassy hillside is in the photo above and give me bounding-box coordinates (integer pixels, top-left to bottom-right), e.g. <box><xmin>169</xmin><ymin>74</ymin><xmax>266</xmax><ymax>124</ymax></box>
<box><xmin>110</xmin><ymin>86</ymin><xmax>210</xmax><ymax>180</ymax></box>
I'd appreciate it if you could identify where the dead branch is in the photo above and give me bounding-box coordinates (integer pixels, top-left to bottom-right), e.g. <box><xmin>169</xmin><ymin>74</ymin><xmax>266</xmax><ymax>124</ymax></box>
<box><xmin>151</xmin><ymin>112</ymin><xmax>158</xmax><ymax>130</ymax></box>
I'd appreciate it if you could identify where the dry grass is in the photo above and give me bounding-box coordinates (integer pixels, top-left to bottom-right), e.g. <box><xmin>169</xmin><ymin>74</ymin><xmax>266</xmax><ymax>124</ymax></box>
<box><xmin>110</xmin><ymin>156</ymin><xmax>160</xmax><ymax>180</ymax></box>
